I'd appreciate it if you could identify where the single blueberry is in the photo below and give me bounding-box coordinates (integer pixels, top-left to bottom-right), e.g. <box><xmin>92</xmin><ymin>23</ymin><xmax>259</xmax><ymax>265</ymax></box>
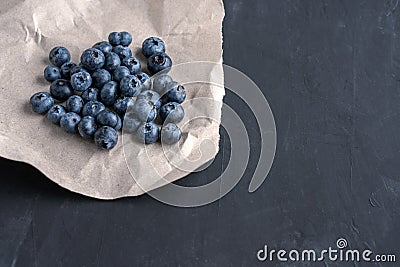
<box><xmin>82</xmin><ymin>100</ymin><xmax>105</xmax><ymax>117</ymax></box>
<box><xmin>120</xmin><ymin>31</ymin><xmax>132</xmax><ymax>46</ymax></box>
<box><xmin>44</xmin><ymin>66</ymin><xmax>61</xmax><ymax>82</ymax></box>
<box><xmin>30</xmin><ymin>92</ymin><xmax>54</xmax><ymax>114</ymax></box>
<box><xmin>113</xmin><ymin>66</ymin><xmax>131</xmax><ymax>83</ymax></box>
<box><xmin>60</xmin><ymin>62</ymin><xmax>77</xmax><ymax>79</ymax></box>
<box><xmin>123</xmin><ymin>113</ymin><xmax>142</xmax><ymax>133</ymax></box>
<box><xmin>49</xmin><ymin>46</ymin><xmax>71</xmax><ymax>67</ymax></box>
<box><xmin>147</xmin><ymin>52</ymin><xmax>172</xmax><ymax>75</ymax></box>
<box><xmin>113</xmin><ymin>97</ymin><xmax>134</xmax><ymax>116</ymax></box>
<box><xmin>159</xmin><ymin>102</ymin><xmax>184</xmax><ymax>123</ymax></box>
<box><xmin>92</xmin><ymin>69</ymin><xmax>111</xmax><ymax>88</ymax></box>
<box><xmin>80</xmin><ymin>48</ymin><xmax>105</xmax><ymax>71</ymax></box>
<box><xmin>60</xmin><ymin>112</ymin><xmax>81</xmax><ymax>133</ymax></box>
<box><xmin>136</xmin><ymin>122</ymin><xmax>159</xmax><ymax>144</ymax></box>
<box><xmin>161</xmin><ymin>123</ymin><xmax>182</xmax><ymax>145</ymax></box>
<box><xmin>94</xmin><ymin>126</ymin><xmax>118</xmax><ymax>150</ymax></box>
<box><xmin>122</xmin><ymin>56</ymin><xmax>141</xmax><ymax>74</ymax></box>
<box><xmin>163</xmin><ymin>81</ymin><xmax>186</xmax><ymax>103</ymax></box>
<box><xmin>119</xmin><ymin>75</ymin><xmax>142</xmax><ymax>97</ymax></box>
<box><xmin>137</xmin><ymin>90</ymin><xmax>161</xmax><ymax>109</ymax></box>
<box><xmin>100</xmin><ymin>81</ymin><xmax>118</xmax><ymax>106</ymax></box>
<box><xmin>92</xmin><ymin>41</ymin><xmax>113</xmax><ymax>55</ymax></box>
<box><xmin>47</xmin><ymin>104</ymin><xmax>66</xmax><ymax>124</ymax></box>
<box><xmin>78</xmin><ymin>116</ymin><xmax>98</xmax><ymax>139</ymax></box>
<box><xmin>133</xmin><ymin>98</ymin><xmax>157</xmax><ymax>122</ymax></box>
<box><xmin>71</xmin><ymin>71</ymin><xmax>92</xmax><ymax>92</ymax></box>
<box><xmin>70</xmin><ymin>65</ymin><xmax>88</xmax><ymax>76</ymax></box>
<box><xmin>108</xmin><ymin>32</ymin><xmax>122</xmax><ymax>46</ymax></box>
<box><xmin>112</xmin><ymin>45</ymin><xmax>132</xmax><ymax>60</ymax></box>
<box><xmin>135</xmin><ymin>72</ymin><xmax>152</xmax><ymax>91</ymax></box>
<box><xmin>50</xmin><ymin>79</ymin><xmax>73</xmax><ymax>101</ymax></box>
<box><xmin>66</xmin><ymin>95</ymin><xmax>84</xmax><ymax>114</ymax></box>
<box><xmin>104</xmin><ymin>52</ymin><xmax>121</xmax><ymax>72</ymax></box>
<box><xmin>96</xmin><ymin>109</ymin><xmax>119</xmax><ymax>128</ymax></box>
<box><xmin>153</xmin><ymin>74</ymin><xmax>173</xmax><ymax>95</ymax></box>
<box><xmin>142</xmin><ymin>37</ymin><xmax>166</xmax><ymax>58</ymax></box>
<box><xmin>81</xmin><ymin>88</ymin><xmax>99</xmax><ymax>103</ymax></box>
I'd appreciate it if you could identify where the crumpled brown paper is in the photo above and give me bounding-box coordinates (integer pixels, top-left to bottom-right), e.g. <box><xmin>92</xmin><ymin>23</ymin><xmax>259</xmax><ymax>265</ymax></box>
<box><xmin>0</xmin><ymin>0</ymin><xmax>225</xmax><ymax>199</ymax></box>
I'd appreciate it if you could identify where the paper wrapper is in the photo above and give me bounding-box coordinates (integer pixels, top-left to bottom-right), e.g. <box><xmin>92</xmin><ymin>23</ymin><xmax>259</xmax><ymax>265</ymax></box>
<box><xmin>0</xmin><ymin>0</ymin><xmax>225</xmax><ymax>199</ymax></box>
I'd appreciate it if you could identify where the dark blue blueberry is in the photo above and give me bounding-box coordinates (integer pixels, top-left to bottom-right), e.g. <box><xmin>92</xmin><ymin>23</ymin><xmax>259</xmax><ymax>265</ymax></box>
<box><xmin>135</xmin><ymin>72</ymin><xmax>151</xmax><ymax>91</ymax></box>
<box><xmin>60</xmin><ymin>112</ymin><xmax>81</xmax><ymax>133</ymax></box>
<box><xmin>94</xmin><ymin>126</ymin><xmax>118</xmax><ymax>150</ymax></box>
<box><xmin>147</xmin><ymin>52</ymin><xmax>172</xmax><ymax>75</ymax></box>
<box><xmin>104</xmin><ymin>52</ymin><xmax>121</xmax><ymax>72</ymax></box>
<box><xmin>108</xmin><ymin>32</ymin><xmax>122</xmax><ymax>46</ymax></box>
<box><xmin>50</xmin><ymin>79</ymin><xmax>73</xmax><ymax>101</ymax></box>
<box><xmin>47</xmin><ymin>104</ymin><xmax>66</xmax><ymax>124</ymax></box>
<box><xmin>92</xmin><ymin>41</ymin><xmax>113</xmax><ymax>55</ymax></box>
<box><xmin>81</xmin><ymin>88</ymin><xmax>99</xmax><ymax>103</ymax></box>
<box><xmin>30</xmin><ymin>92</ymin><xmax>54</xmax><ymax>114</ymax></box>
<box><xmin>119</xmin><ymin>75</ymin><xmax>142</xmax><ymax>97</ymax></box>
<box><xmin>115</xmin><ymin>115</ymin><xmax>122</xmax><ymax>131</ymax></box>
<box><xmin>44</xmin><ymin>66</ymin><xmax>61</xmax><ymax>82</ymax></box>
<box><xmin>113</xmin><ymin>97</ymin><xmax>134</xmax><ymax>116</ymax></box>
<box><xmin>163</xmin><ymin>81</ymin><xmax>186</xmax><ymax>103</ymax></box>
<box><xmin>153</xmin><ymin>74</ymin><xmax>173</xmax><ymax>95</ymax></box>
<box><xmin>133</xmin><ymin>98</ymin><xmax>157</xmax><ymax>122</ymax></box>
<box><xmin>92</xmin><ymin>69</ymin><xmax>111</xmax><ymax>88</ymax></box>
<box><xmin>113</xmin><ymin>66</ymin><xmax>130</xmax><ymax>83</ymax></box>
<box><xmin>100</xmin><ymin>81</ymin><xmax>118</xmax><ymax>106</ymax></box>
<box><xmin>161</xmin><ymin>123</ymin><xmax>182</xmax><ymax>145</ymax></box>
<box><xmin>96</xmin><ymin>109</ymin><xmax>119</xmax><ymax>128</ymax></box>
<box><xmin>136</xmin><ymin>122</ymin><xmax>159</xmax><ymax>144</ymax></box>
<box><xmin>122</xmin><ymin>56</ymin><xmax>141</xmax><ymax>74</ymax></box>
<box><xmin>112</xmin><ymin>45</ymin><xmax>132</xmax><ymax>60</ymax></box>
<box><xmin>49</xmin><ymin>46</ymin><xmax>71</xmax><ymax>67</ymax></box>
<box><xmin>82</xmin><ymin>100</ymin><xmax>105</xmax><ymax>117</ymax></box>
<box><xmin>66</xmin><ymin>95</ymin><xmax>84</xmax><ymax>114</ymax></box>
<box><xmin>123</xmin><ymin>113</ymin><xmax>142</xmax><ymax>133</ymax></box>
<box><xmin>71</xmin><ymin>71</ymin><xmax>92</xmax><ymax>92</ymax></box>
<box><xmin>80</xmin><ymin>48</ymin><xmax>105</xmax><ymax>71</ymax></box>
<box><xmin>142</xmin><ymin>37</ymin><xmax>165</xmax><ymax>58</ymax></box>
<box><xmin>70</xmin><ymin>65</ymin><xmax>88</xmax><ymax>76</ymax></box>
<box><xmin>137</xmin><ymin>90</ymin><xmax>161</xmax><ymax>109</ymax></box>
<box><xmin>120</xmin><ymin>31</ymin><xmax>132</xmax><ymax>46</ymax></box>
<box><xmin>78</xmin><ymin>116</ymin><xmax>98</xmax><ymax>139</ymax></box>
<box><xmin>159</xmin><ymin>102</ymin><xmax>184</xmax><ymax>123</ymax></box>
<box><xmin>60</xmin><ymin>62</ymin><xmax>77</xmax><ymax>79</ymax></box>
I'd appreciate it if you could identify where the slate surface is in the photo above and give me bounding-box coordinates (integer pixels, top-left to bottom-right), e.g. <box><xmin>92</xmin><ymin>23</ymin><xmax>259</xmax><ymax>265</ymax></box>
<box><xmin>1</xmin><ymin>0</ymin><xmax>399</xmax><ymax>266</ymax></box>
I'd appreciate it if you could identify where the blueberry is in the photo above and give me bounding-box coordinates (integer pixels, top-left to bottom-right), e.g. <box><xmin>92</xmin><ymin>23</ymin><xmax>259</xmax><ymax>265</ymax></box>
<box><xmin>92</xmin><ymin>69</ymin><xmax>111</xmax><ymax>88</ymax></box>
<box><xmin>60</xmin><ymin>62</ymin><xmax>77</xmax><ymax>79</ymax></box>
<box><xmin>120</xmin><ymin>75</ymin><xmax>142</xmax><ymax>97</ymax></box>
<box><xmin>135</xmin><ymin>72</ymin><xmax>152</xmax><ymax>91</ymax></box>
<box><xmin>159</xmin><ymin>102</ymin><xmax>184</xmax><ymax>123</ymax></box>
<box><xmin>70</xmin><ymin>65</ymin><xmax>88</xmax><ymax>76</ymax></box>
<box><xmin>120</xmin><ymin>31</ymin><xmax>132</xmax><ymax>46</ymax></box>
<box><xmin>142</xmin><ymin>37</ymin><xmax>165</xmax><ymax>58</ymax></box>
<box><xmin>112</xmin><ymin>45</ymin><xmax>132</xmax><ymax>60</ymax></box>
<box><xmin>115</xmin><ymin>115</ymin><xmax>122</xmax><ymax>131</ymax></box>
<box><xmin>71</xmin><ymin>71</ymin><xmax>92</xmax><ymax>92</ymax></box>
<box><xmin>161</xmin><ymin>123</ymin><xmax>182</xmax><ymax>145</ymax></box>
<box><xmin>78</xmin><ymin>116</ymin><xmax>98</xmax><ymax>139</ymax></box>
<box><xmin>82</xmin><ymin>100</ymin><xmax>106</xmax><ymax>117</ymax></box>
<box><xmin>50</xmin><ymin>79</ymin><xmax>73</xmax><ymax>101</ymax></box>
<box><xmin>49</xmin><ymin>46</ymin><xmax>71</xmax><ymax>67</ymax></box>
<box><xmin>113</xmin><ymin>97</ymin><xmax>134</xmax><ymax>116</ymax></box>
<box><xmin>100</xmin><ymin>81</ymin><xmax>118</xmax><ymax>106</ymax></box>
<box><xmin>108</xmin><ymin>32</ymin><xmax>122</xmax><ymax>46</ymax></box>
<box><xmin>113</xmin><ymin>66</ymin><xmax>130</xmax><ymax>82</ymax></box>
<box><xmin>163</xmin><ymin>82</ymin><xmax>186</xmax><ymax>103</ymax></box>
<box><xmin>122</xmin><ymin>56</ymin><xmax>141</xmax><ymax>74</ymax></box>
<box><xmin>94</xmin><ymin>126</ymin><xmax>118</xmax><ymax>150</ymax></box>
<box><xmin>60</xmin><ymin>112</ymin><xmax>81</xmax><ymax>133</ymax></box>
<box><xmin>92</xmin><ymin>41</ymin><xmax>113</xmax><ymax>55</ymax></box>
<box><xmin>123</xmin><ymin>114</ymin><xmax>142</xmax><ymax>133</ymax></box>
<box><xmin>47</xmin><ymin>104</ymin><xmax>66</xmax><ymax>124</ymax></box>
<box><xmin>147</xmin><ymin>52</ymin><xmax>172</xmax><ymax>75</ymax></box>
<box><xmin>81</xmin><ymin>88</ymin><xmax>99</xmax><ymax>103</ymax></box>
<box><xmin>44</xmin><ymin>66</ymin><xmax>61</xmax><ymax>82</ymax></box>
<box><xmin>66</xmin><ymin>95</ymin><xmax>84</xmax><ymax>114</ymax></box>
<box><xmin>29</xmin><ymin>92</ymin><xmax>54</xmax><ymax>114</ymax></box>
<box><xmin>96</xmin><ymin>110</ymin><xmax>119</xmax><ymax>128</ymax></box>
<box><xmin>80</xmin><ymin>48</ymin><xmax>105</xmax><ymax>71</ymax></box>
<box><xmin>153</xmin><ymin>74</ymin><xmax>173</xmax><ymax>95</ymax></box>
<box><xmin>104</xmin><ymin>52</ymin><xmax>121</xmax><ymax>73</ymax></box>
<box><xmin>133</xmin><ymin>98</ymin><xmax>157</xmax><ymax>122</ymax></box>
<box><xmin>136</xmin><ymin>122</ymin><xmax>159</xmax><ymax>144</ymax></box>
<box><xmin>137</xmin><ymin>90</ymin><xmax>161</xmax><ymax>109</ymax></box>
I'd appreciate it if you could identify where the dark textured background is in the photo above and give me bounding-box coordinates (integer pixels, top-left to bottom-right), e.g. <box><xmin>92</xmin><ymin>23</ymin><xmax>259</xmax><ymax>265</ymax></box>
<box><xmin>1</xmin><ymin>0</ymin><xmax>400</xmax><ymax>266</ymax></box>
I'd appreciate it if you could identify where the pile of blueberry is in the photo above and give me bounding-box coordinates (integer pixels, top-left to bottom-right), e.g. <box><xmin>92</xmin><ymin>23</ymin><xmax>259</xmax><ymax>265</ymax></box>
<box><xmin>29</xmin><ymin>32</ymin><xmax>186</xmax><ymax>150</ymax></box>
